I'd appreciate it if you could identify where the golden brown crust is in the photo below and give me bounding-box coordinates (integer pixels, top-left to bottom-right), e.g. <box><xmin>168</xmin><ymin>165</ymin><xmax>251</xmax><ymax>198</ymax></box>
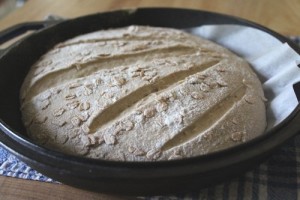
<box><xmin>20</xmin><ymin>25</ymin><xmax>267</xmax><ymax>161</ymax></box>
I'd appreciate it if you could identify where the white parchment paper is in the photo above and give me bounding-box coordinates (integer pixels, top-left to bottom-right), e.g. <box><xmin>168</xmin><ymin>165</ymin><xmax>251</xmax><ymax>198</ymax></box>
<box><xmin>187</xmin><ymin>25</ymin><xmax>300</xmax><ymax>131</ymax></box>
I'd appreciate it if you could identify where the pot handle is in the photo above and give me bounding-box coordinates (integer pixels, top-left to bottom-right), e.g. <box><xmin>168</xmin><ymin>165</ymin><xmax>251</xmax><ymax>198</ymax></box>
<box><xmin>0</xmin><ymin>20</ymin><xmax>61</xmax><ymax>54</ymax></box>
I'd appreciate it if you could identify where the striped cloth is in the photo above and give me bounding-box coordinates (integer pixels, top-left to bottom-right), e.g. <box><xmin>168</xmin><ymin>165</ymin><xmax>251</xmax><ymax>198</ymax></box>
<box><xmin>0</xmin><ymin>37</ymin><xmax>299</xmax><ymax>199</ymax></box>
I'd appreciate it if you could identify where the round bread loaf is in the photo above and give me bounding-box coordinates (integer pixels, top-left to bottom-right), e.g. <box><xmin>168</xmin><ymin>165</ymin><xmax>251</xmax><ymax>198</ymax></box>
<box><xmin>20</xmin><ymin>25</ymin><xmax>267</xmax><ymax>161</ymax></box>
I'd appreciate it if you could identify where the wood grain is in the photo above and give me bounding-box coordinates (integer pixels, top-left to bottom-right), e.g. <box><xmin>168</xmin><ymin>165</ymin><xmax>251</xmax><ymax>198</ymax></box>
<box><xmin>0</xmin><ymin>0</ymin><xmax>300</xmax><ymax>35</ymax></box>
<box><xmin>0</xmin><ymin>176</ymin><xmax>136</xmax><ymax>200</ymax></box>
<box><xmin>0</xmin><ymin>0</ymin><xmax>299</xmax><ymax>199</ymax></box>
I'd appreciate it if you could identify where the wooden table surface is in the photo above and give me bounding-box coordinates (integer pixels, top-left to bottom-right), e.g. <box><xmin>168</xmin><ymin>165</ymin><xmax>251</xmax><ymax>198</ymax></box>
<box><xmin>0</xmin><ymin>0</ymin><xmax>299</xmax><ymax>199</ymax></box>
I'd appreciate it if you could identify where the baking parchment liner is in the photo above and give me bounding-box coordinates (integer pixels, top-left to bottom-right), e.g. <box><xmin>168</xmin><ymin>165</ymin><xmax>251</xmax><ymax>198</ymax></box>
<box><xmin>187</xmin><ymin>25</ymin><xmax>300</xmax><ymax>131</ymax></box>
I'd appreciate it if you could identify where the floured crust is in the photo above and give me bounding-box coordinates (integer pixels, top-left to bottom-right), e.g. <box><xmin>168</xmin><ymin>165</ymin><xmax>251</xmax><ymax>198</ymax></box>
<box><xmin>20</xmin><ymin>25</ymin><xmax>267</xmax><ymax>161</ymax></box>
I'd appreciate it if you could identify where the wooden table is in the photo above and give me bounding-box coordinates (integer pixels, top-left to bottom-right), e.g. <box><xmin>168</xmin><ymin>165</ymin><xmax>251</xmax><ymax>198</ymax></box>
<box><xmin>0</xmin><ymin>0</ymin><xmax>299</xmax><ymax>199</ymax></box>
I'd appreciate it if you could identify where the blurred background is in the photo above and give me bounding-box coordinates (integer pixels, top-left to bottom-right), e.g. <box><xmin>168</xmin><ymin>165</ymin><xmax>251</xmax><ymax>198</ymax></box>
<box><xmin>0</xmin><ymin>0</ymin><xmax>299</xmax><ymax>35</ymax></box>
<box><xmin>0</xmin><ymin>0</ymin><xmax>25</xmax><ymax>19</ymax></box>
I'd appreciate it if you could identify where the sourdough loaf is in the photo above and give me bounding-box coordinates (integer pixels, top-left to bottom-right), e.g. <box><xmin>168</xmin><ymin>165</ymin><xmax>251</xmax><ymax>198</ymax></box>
<box><xmin>20</xmin><ymin>25</ymin><xmax>267</xmax><ymax>161</ymax></box>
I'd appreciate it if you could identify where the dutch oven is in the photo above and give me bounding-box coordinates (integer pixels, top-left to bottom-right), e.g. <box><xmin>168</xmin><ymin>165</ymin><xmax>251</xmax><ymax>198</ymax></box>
<box><xmin>0</xmin><ymin>8</ymin><xmax>300</xmax><ymax>196</ymax></box>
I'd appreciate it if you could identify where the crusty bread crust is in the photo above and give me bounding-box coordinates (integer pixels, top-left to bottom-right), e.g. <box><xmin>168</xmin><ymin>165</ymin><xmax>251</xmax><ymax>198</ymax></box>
<box><xmin>20</xmin><ymin>26</ymin><xmax>266</xmax><ymax>161</ymax></box>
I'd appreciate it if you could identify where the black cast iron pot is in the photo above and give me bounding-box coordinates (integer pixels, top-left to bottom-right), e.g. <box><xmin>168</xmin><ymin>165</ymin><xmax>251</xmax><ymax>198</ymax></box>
<box><xmin>0</xmin><ymin>8</ymin><xmax>300</xmax><ymax>196</ymax></box>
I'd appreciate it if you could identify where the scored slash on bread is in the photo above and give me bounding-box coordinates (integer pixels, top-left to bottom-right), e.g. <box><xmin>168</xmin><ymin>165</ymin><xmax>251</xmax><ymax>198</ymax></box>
<box><xmin>20</xmin><ymin>26</ymin><xmax>267</xmax><ymax>161</ymax></box>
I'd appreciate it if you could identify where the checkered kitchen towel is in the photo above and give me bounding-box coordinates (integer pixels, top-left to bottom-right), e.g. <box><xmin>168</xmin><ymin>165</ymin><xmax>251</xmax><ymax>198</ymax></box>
<box><xmin>0</xmin><ymin>37</ymin><xmax>300</xmax><ymax>199</ymax></box>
